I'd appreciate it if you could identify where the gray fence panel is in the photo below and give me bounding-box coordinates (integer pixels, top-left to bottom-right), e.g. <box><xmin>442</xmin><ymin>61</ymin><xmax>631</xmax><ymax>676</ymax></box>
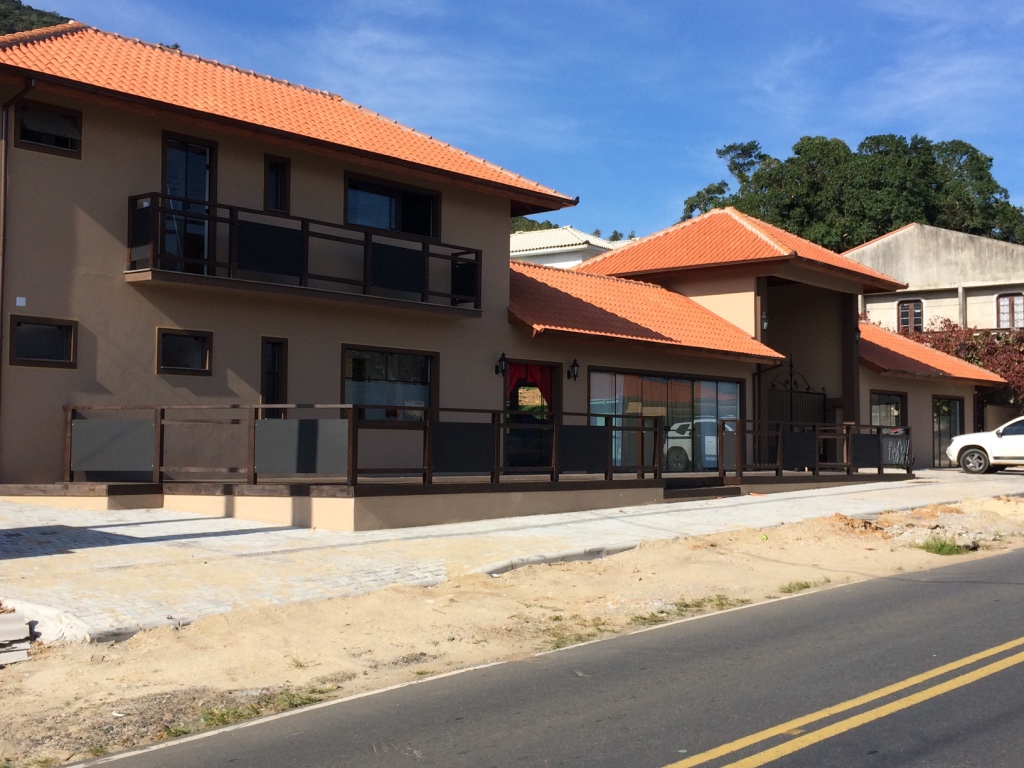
<box><xmin>558</xmin><ymin>425</ymin><xmax>608</xmax><ymax>474</ymax></box>
<box><xmin>851</xmin><ymin>433</ymin><xmax>882</xmax><ymax>468</ymax></box>
<box><xmin>255</xmin><ymin>419</ymin><xmax>347</xmax><ymax>475</ymax></box>
<box><xmin>71</xmin><ymin>419</ymin><xmax>154</xmax><ymax>472</ymax></box>
<box><xmin>432</xmin><ymin>422</ymin><xmax>493</xmax><ymax>474</ymax></box>
<box><xmin>781</xmin><ymin>431</ymin><xmax>817</xmax><ymax>471</ymax></box>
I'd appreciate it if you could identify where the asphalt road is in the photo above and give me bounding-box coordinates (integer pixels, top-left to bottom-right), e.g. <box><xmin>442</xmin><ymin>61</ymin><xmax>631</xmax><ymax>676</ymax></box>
<box><xmin>95</xmin><ymin>549</ymin><xmax>1024</xmax><ymax>768</ymax></box>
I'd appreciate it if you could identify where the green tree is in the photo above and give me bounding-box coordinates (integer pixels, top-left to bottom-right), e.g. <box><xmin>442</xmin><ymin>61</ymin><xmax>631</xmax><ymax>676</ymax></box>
<box><xmin>0</xmin><ymin>0</ymin><xmax>68</xmax><ymax>35</ymax></box>
<box><xmin>510</xmin><ymin>216</ymin><xmax>559</xmax><ymax>233</ymax></box>
<box><xmin>683</xmin><ymin>135</ymin><xmax>1024</xmax><ymax>250</ymax></box>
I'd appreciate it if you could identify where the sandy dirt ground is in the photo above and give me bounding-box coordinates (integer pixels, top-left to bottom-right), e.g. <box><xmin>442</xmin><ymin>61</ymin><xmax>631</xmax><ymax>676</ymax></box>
<box><xmin>3</xmin><ymin>496</ymin><xmax>1024</xmax><ymax>766</ymax></box>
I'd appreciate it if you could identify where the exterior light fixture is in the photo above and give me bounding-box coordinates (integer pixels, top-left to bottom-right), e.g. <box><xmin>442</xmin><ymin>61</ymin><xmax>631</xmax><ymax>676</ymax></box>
<box><xmin>495</xmin><ymin>352</ymin><xmax>507</xmax><ymax>376</ymax></box>
<box><xmin>567</xmin><ymin>358</ymin><xmax>580</xmax><ymax>381</ymax></box>
<box><xmin>761</xmin><ymin>310</ymin><xmax>769</xmax><ymax>331</ymax></box>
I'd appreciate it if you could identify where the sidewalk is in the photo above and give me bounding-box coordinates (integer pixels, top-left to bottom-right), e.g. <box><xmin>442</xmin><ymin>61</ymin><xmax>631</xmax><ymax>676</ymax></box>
<box><xmin>2</xmin><ymin>470</ymin><xmax>1022</xmax><ymax>643</ymax></box>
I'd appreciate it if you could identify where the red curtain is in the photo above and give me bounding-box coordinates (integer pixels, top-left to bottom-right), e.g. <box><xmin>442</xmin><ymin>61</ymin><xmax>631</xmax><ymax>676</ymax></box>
<box><xmin>506</xmin><ymin>362</ymin><xmax>553</xmax><ymax>408</ymax></box>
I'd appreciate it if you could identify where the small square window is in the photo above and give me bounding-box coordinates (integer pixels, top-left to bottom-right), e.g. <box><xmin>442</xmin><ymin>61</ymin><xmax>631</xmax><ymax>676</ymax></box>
<box><xmin>897</xmin><ymin>300</ymin><xmax>923</xmax><ymax>332</ymax></box>
<box><xmin>15</xmin><ymin>101</ymin><xmax>82</xmax><ymax>158</ymax></box>
<box><xmin>9</xmin><ymin>315</ymin><xmax>77</xmax><ymax>368</ymax></box>
<box><xmin>157</xmin><ymin>328</ymin><xmax>212</xmax><ymax>375</ymax></box>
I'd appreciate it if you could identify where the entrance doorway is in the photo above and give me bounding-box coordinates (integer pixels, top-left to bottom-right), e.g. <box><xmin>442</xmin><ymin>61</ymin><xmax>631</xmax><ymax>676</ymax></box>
<box><xmin>504</xmin><ymin>362</ymin><xmax>555</xmax><ymax>468</ymax></box>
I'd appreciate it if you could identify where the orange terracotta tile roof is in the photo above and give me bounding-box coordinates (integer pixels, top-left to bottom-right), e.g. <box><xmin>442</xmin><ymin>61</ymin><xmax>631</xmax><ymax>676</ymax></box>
<box><xmin>0</xmin><ymin>23</ymin><xmax>573</xmax><ymax>211</ymax></box>
<box><xmin>577</xmin><ymin>208</ymin><xmax>904</xmax><ymax>292</ymax></box>
<box><xmin>509</xmin><ymin>261</ymin><xmax>783</xmax><ymax>362</ymax></box>
<box><xmin>859</xmin><ymin>323</ymin><xmax>1005</xmax><ymax>384</ymax></box>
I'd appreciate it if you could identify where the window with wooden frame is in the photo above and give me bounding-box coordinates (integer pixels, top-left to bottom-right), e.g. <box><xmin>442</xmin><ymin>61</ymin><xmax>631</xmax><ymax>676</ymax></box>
<box><xmin>157</xmin><ymin>328</ymin><xmax>212</xmax><ymax>375</ymax></box>
<box><xmin>897</xmin><ymin>299</ymin><xmax>923</xmax><ymax>332</ymax></box>
<box><xmin>870</xmin><ymin>391</ymin><xmax>907</xmax><ymax>428</ymax></box>
<box><xmin>14</xmin><ymin>101</ymin><xmax>82</xmax><ymax>158</ymax></box>
<box><xmin>9</xmin><ymin>315</ymin><xmax>77</xmax><ymax>368</ymax></box>
<box><xmin>345</xmin><ymin>176</ymin><xmax>439</xmax><ymax>239</ymax></box>
<box><xmin>342</xmin><ymin>346</ymin><xmax>437</xmax><ymax>420</ymax></box>
<box><xmin>997</xmin><ymin>293</ymin><xmax>1024</xmax><ymax>329</ymax></box>
<box><xmin>264</xmin><ymin>155</ymin><xmax>291</xmax><ymax>213</ymax></box>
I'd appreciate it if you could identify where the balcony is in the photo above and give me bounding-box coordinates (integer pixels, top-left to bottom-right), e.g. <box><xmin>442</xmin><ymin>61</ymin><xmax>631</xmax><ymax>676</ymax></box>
<box><xmin>126</xmin><ymin>193</ymin><xmax>482</xmax><ymax>313</ymax></box>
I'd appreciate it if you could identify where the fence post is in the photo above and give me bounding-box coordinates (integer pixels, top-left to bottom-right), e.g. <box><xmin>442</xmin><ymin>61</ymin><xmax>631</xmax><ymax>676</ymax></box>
<box><xmin>636</xmin><ymin>418</ymin><xmax>644</xmax><ymax>480</ymax></box>
<box><xmin>348</xmin><ymin>408</ymin><xmax>359</xmax><ymax>486</ymax></box>
<box><xmin>605</xmin><ymin>416</ymin><xmax>614</xmax><ymax>481</ymax></box>
<box><xmin>550</xmin><ymin>413</ymin><xmax>560</xmax><ymax>482</ymax></box>
<box><xmin>246</xmin><ymin>406</ymin><xmax>256</xmax><ymax>485</ymax></box>
<box><xmin>153</xmin><ymin>408</ymin><xmax>164</xmax><ymax>484</ymax></box>
<box><xmin>491</xmin><ymin>412</ymin><xmax>501</xmax><ymax>484</ymax></box>
<box><xmin>423</xmin><ymin>414</ymin><xmax>433</xmax><ymax>485</ymax></box>
<box><xmin>63</xmin><ymin>407</ymin><xmax>74</xmax><ymax>483</ymax></box>
<box><xmin>775</xmin><ymin>424</ymin><xmax>784</xmax><ymax>477</ymax></box>
<box><xmin>845</xmin><ymin>423</ymin><xmax>853</xmax><ymax>476</ymax></box>
<box><xmin>877</xmin><ymin>426</ymin><xmax>884</xmax><ymax>475</ymax></box>
<box><xmin>813</xmin><ymin>424</ymin><xmax>820</xmax><ymax>476</ymax></box>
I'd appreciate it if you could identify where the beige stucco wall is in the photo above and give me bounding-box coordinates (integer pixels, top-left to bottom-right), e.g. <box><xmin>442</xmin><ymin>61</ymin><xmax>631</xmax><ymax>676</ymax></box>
<box><xmin>0</xmin><ymin>82</ymin><xmax>760</xmax><ymax>483</ymax></box>
<box><xmin>764</xmin><ymin>283</ymin><xmax>844</xmax><ymax>398</ymax></box>
<box><xmin>665</xmin><ymin>275</ymin><xmax>757</xmax><ymax>336</ymax></box>
<box><xmin>858</xmin><ymin>367</ymin><xmax>977</xmax><ymax>468</ymax></box>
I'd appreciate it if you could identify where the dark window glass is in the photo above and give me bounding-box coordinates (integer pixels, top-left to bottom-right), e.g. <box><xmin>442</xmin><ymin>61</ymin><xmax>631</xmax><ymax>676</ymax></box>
<box><xmin>870</xmin><ymin>392</ymin><xmax>906</xmax><ymax>428</ymax></box>
<box><xmin>17</xmin><ymin>102</ymin><xmax>82</xmax><ymax>156</ymax></box>
<box><xmin>346</xmin><ymin>178</ymin><xmax>438</xmax><ymax>238</ymax></box>
<box><xmin>897</xmin><ymin>300</ymin><xmax>923</xmax><ymax>332</ymax></box>
<box><xmin>265</xmin><ymin>157</ymin><xmax>290</xmax><ymax>213</ymax></box>
<box><xmin>158</xmin><ymin>330</ymin><xmax>211</xmax><ymax>375</ymax></box>
<box><xmin>1000</xmin><ymin>419</ymin><xmax>1024</xmax><ymax>436</ymax></box>
<box><xmin>261</xmin><ymin>339</ymin><xmax>287</xmax><ymax>418</ymax></box>
<box><xmin>10</xmin><ymin>316</ymin><xmax>76</xmax><ymax>367</ymax></box>
<box><xmin>344</xmin><ymin>348</ymin><xmax>432</xmax><ymax>420</ymax></box>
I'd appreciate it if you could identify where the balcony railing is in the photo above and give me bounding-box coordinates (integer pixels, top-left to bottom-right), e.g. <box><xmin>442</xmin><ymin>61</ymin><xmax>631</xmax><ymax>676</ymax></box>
<box><xmin>127</xmin><ymin>193</ymin><xmax>482</xmax><ymax>310</ymax></box>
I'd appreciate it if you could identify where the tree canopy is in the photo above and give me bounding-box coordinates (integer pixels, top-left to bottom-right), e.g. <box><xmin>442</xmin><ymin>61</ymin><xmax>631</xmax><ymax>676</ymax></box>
<box><xmin>0</xmin><ymin>0</ymin><xmax>67</xmax><ymax>35</ymax></box>
<box><xmin>683</xmin><ymin>136</ymin><xmax>1024</xmax><ymax>251</ymax></box>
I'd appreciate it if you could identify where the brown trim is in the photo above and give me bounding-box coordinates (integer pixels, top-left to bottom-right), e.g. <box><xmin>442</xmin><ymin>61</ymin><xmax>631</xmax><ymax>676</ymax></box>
<box><xmin>995</xmin><ymin>292</ymin><xmax>1024</xmax><ymax>329</ymax></box>
<box><xmin>260</xmin><ymin>336</ymin><xmax>288</xmax><ymax>414</ymax></box>
<box><xmin>8</xmin><ymin>314</ymin><xmax>77</xmax><ymax>368</ymax></box>
<box><xmin>344</xmin><ymin>171</ymin><xmax>441</xmax><ymax>241</ymax></box>
<box><xmin>341</xmin><ymin>343</ymin><xmax>440</xmax><ymax>416</ymax></box>
<box><xmin>896</xmin><ymin>298</ymin><xmax>923</xmax><ymax>332</ymax></box>
<box><xmin>156</xmin><ymin>327</ymin><xmax>213</xmax><ymax>376</ymax></box>
<box><xmin>840</xmin><ymin>292</ymin><xmax>860</xmax><ymax>423</ymax></box>
<box><xmin>869</xmin><ymin>389</ymin><xmax>908</xmax><ymax>428</ymax></box>
<box><xmin>263</xmin><ymin>154</ymin><xmax>290</xmax><ymax>214</ymax></box>
<box><xmin>161</xmin><ymin>131</ymin><xmax>218</xmax><ymax>207</ymax></box>
<box><xmin>11</xmin><ymin>99</ymin><xmax>82</xmax><ymax>159</ymax></box>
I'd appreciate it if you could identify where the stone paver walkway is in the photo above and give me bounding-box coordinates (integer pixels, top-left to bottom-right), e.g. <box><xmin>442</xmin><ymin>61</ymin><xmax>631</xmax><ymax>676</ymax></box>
<box><xmin>1</xmin><ymin>470</ymin><xmax>1022</xmax><ymax>642</ymax></box>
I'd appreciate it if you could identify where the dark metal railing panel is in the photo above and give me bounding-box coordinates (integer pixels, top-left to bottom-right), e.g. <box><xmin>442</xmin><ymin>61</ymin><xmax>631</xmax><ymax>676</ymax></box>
<box><xmin>718</xmin><ymin>419</ymin><xmax>914</xmax><ymax>477</ymax></box>
<box><xmin>126</xmin><ymin>193</ymin><xmax>482</xmax><ymax>309</ymax></box>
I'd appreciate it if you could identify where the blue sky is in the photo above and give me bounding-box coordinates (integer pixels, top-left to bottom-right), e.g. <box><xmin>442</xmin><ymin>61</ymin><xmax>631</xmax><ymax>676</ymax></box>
<box><xmin>44</xmin><ymin>0</ymin><xmax>1024</xmax><ymax>239</ymax></box>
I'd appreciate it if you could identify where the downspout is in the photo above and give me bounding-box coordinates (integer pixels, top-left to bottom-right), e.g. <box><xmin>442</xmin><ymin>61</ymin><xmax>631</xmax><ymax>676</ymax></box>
<box><xmin>0</xmin><ymin>78</ymin><xmax>38</xmax><ymax>457</ymax></box>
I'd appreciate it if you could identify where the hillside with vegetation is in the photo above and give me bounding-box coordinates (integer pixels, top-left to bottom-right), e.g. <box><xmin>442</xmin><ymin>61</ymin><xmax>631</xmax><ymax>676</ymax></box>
<box><xmin>0</xmin><ymin>0</ymin><xmax>67</xmax><ymax>34</ymax></box>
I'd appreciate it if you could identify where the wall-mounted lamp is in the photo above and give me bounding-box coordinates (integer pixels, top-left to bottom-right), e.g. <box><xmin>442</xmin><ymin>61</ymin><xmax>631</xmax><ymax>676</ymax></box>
<box><xmin>760</xmin><ymin>310</ymin><xmax>769</xmax><ymax>331</ymax></box>
<box><xmin>567</xmin><ymin>358</ymin><xmax>580</xmax><ymax>381</ymax></box>
<box><xmin>854</xmin><ymin>327</ymin><xmax>861</xmax><ymax>343</ymax></box>
<box><xmin>495</xmin><ymin>352</ymin><xmax>507</xmax><ymax>376</ymax></box>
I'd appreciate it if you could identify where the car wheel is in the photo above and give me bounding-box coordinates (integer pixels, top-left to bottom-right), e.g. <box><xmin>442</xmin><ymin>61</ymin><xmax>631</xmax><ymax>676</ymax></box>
<box><xmin>959</xmin><ymin>448</ymin><xmax>990</xmax><ymax>474</ymax></box>
<box><xmin>666</xmin><ymin>447</ymin><xmax>691</xmax><ymax>472</ymax></box>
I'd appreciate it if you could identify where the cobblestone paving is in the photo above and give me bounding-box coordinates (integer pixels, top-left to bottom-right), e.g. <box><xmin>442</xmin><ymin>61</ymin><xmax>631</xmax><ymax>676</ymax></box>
<box><xmin>1</xmin><ymin>470</ymin><xmax>1022</xmax><ymax>640</ymax></box>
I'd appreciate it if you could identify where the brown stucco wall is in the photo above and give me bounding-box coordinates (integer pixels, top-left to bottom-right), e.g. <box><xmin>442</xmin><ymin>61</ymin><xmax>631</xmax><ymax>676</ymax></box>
<box><xmin>0</xmin><ymin>81</ymin><xmax>760</xmax><ymax>483</ymax></box>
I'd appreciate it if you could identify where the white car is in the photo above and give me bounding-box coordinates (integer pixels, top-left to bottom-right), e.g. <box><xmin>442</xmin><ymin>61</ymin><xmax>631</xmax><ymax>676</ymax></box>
<box><xmin>664</xmin><ymin>419</ymin><xmax>735</xmax><ymax>472</ymax></box>
<box><xmin>946</xmin><ymin>416</ymin><xmax>1024</xmax><ymax>474</ymax></box>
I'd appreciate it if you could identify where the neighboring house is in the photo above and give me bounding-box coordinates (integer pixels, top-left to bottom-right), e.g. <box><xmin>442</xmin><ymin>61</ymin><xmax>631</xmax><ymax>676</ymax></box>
<box><xmin>843</xmin><ymin>223</ymin><xmax>1024</xmax><ymax>333</ymax></box>
<box><xmin>576</xmin><ymin>208</ymin><xmax>1004</xmax><ymax>469</ymax></box>
<box><xmin>510</xmin><ymin>226</ymin><xmax>622</xmax><ymax>268</ymax></box>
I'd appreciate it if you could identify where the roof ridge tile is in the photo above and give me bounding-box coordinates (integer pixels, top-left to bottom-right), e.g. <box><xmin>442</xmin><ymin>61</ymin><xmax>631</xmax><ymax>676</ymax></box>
<box><xmin>0</xmin><ymin>20</ymin><xmax>83</xmax><ymax>50</ymax></box>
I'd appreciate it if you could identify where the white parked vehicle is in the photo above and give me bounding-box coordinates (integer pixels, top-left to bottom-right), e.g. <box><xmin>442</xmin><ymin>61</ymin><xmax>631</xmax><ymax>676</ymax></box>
<box><xmin>946</xmin><ymin>416</ymin><xmax>1024</xmax><ymax>474</ymax></box>
<box><xmin>664</xmin><ymin>419</ymin><xmax>735</xmax><ymax>472</ymax></box>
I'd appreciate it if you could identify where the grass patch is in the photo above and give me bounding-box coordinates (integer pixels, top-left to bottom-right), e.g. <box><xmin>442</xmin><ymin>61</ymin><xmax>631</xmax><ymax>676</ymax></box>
<box><xmin>630</xmin><ymin>594</ymin><xmax>752</xmax><ymax>627</ymax></box>
<box><xmin>160</xmin><ymin>724</ymin><xmax>193</xmax><ymax>739</ymax></box>
<box><xmin>87</xmin><ymin>745</ymin><xmax>109</xmax><ymax>757</ymax></box>
<box><xmin>778</xmin><ymin>577</ymin><xmax>831</xmax><ymax>595</ymax></box>
<box><xmin>916</xmin><ymin>537</ymin><xmax>977</xmax><ymax>555</ymax></box>
<box><xmin>542</xmin><ymin>614</ymin><xmax>612</xmax><ymax>649</ymax></box>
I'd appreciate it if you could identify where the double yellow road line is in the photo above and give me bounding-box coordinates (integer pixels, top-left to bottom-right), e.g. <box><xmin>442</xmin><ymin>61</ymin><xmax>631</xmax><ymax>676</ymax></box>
<box><xmin>664</xmin><ymin>635</ymin><xmax>1024</xmax><ymax>768</ymax></box>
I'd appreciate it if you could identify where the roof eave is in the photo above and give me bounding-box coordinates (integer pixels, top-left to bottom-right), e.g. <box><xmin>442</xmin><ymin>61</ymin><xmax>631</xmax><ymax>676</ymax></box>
<box><xmin>0</xmin><ymin>65</ymin><xmax>576</xmax><ymax>213</ymax></box>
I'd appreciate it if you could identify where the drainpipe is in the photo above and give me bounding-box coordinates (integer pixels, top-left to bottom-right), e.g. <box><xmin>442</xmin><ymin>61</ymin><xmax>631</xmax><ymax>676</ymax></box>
<box><xmin>0</xmin><ymin>78</ymin><xmax>38</xmax><ymax>464</ymax></box>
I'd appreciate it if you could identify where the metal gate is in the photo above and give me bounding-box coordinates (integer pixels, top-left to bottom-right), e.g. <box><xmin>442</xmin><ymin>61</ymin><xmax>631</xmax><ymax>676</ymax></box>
<box><xmin>758</xmin><ymin>362</ymin><xmax>827</xmax><ymax>465</ymax></box>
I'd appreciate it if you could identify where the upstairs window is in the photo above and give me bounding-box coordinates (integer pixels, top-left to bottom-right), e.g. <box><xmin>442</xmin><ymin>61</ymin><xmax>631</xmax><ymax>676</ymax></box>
<box><xmin>997</xmin><ymin>293</ymin><xmax>1024</xmax><ymax>329</ymax></box>
<box><xmin>897</xmin><ymin>299</ymin><xmax>923</xmax><ymax>332</ymax></box>
<box><xmin>346</xmin><ymin>177</ymin><xmax>439</xmax><ymax>239</ymax></box>
<box><xmin>9</xmin><ymin>315</ymin><xmax>77</xmax><ymax>368</ymax></box>
<box><xmin>264</xmin><ymin>155</ymin><xmax>290</xmax><ymax>213</ymax></box>
<box><xmin>15</xmin><ymin>101</ymin><xmax>82</xmax><ymax>158</ymax></box>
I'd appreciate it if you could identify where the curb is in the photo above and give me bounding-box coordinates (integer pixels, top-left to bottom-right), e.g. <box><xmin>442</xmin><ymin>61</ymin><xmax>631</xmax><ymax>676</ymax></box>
<box><xmin>1</xmin><ymin>599</ymin><xmax>91</xmax><ymax>644</ymax></box>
